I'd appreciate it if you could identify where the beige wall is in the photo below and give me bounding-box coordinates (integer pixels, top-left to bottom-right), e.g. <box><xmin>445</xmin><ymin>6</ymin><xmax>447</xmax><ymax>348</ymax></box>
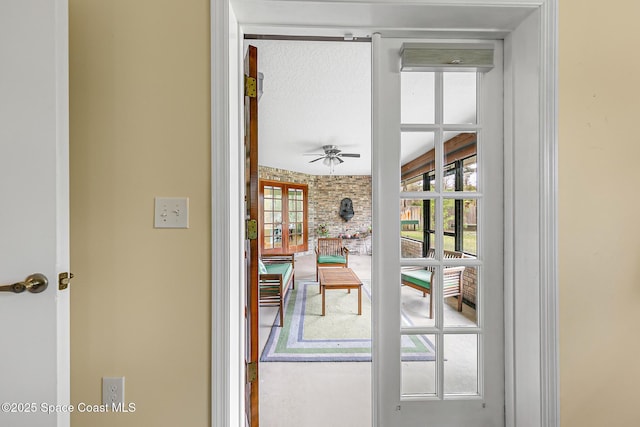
<box><xmin>559</xmin><ymin>1</ymin><xmax>640</xmax><ymax>426</ymax></box>
<box><xmin>68</xmin><ymin>0</ymin><xmax>640</xmax><ymax>426</ymax></box>
<box><xmin>69</xmin><ymin>1</ymin><xmax>210</xmax><ymax>426</ymax></box>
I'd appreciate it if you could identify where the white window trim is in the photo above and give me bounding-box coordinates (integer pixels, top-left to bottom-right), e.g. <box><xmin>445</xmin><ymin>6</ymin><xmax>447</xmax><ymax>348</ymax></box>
<box><xmin>211</xmin><ymin>1</ymin><xmax>558</xmax><ymax>426</ymax></box>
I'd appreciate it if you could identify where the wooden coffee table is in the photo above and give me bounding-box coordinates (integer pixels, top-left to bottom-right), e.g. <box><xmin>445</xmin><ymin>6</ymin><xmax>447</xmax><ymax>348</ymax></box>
<box><xmin>318</xmin><ymin>268</ymin><xmax>363</xmax><ymax>316</ymax></box>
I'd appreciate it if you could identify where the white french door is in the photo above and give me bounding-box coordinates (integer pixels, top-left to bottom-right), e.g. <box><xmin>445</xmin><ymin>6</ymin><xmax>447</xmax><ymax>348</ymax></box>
<box><xmin>373</xmin><ymin>35</ymin><xmax>504</xmax><ymax>426</ymax></box>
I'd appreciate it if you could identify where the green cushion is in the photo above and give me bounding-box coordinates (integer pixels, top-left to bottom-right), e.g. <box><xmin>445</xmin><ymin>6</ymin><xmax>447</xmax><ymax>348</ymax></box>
<box><xmin>401</xmin><ymin>269</ymin><xmax>432</xmax><ymax>290</ymax></box>
<box><xmin>318</xmin><ymin>255</ymin><xmax>347</xmax><ymax>264</ymax></box>
<box><xmin>264</xmin><ymin>262</ymin><xmax>293</xmax><ymax>284</ymax></box>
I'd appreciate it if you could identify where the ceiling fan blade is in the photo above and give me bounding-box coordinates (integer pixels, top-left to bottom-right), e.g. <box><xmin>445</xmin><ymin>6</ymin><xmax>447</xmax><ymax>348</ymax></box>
<box><xmin>309</xmin><ymin>156</ymin><xmax>325</xmax><ymax>163</ymax></box>
<box><xmin>336</xmin><ymin>157</ymin><xmax>345</xmax><ymax>164</ymax></box>
<box><xmin>338</xmin><ymin>153</ymin><xmax>361</xmax><ymax>158</ymax></box>
<box><xmin>303</xmin><ymin>153</ymin><xmax>326</xmax><ymax>156</ymax></box>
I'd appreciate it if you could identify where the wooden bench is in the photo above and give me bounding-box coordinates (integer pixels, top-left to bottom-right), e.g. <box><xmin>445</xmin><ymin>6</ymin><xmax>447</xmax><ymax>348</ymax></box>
<box><xmin>401</xmin><ymin>249</ymin><xmax>465</xmax><ymax>319</ymax></box>
<box><xmin>259</xmin><ymin>254</ymin><xmax>295</xmax><ymax>327</ymax></box>
<box><xmin>401</xmin><ymin>219</ymin><xmax>420</xmax><ymax>230</ymax></box>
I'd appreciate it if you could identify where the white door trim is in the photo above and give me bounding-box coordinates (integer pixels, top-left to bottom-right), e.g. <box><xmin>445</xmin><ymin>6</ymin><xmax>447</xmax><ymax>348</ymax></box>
<box><xmin>211</xmin><ymin>1</ymin><xmax>558</xmax><ymax>426</ymax></box>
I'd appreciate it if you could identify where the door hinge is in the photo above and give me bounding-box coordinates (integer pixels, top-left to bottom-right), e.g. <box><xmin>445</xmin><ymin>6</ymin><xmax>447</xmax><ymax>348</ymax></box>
<box><xmin>247</xmin><ymin>361</ymin><xmax>258</xmax><ymax>383</ymax></box>
<box><xmin>245</xmin><ymin>76</ymin><xmax>257</xmax><ymax>98</ymax></box>
<box><xmin>58</xmin><ymin>272</ymin><xmax>74</xmax><ymax>291</ymax></box>
<box><xmin>246</xmin><ymin>219</ymin><xmax>258</xmax><ymax>240</ymax></box>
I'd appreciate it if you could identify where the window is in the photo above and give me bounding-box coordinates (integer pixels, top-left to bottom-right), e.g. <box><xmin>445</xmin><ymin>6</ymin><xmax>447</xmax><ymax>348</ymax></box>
<box><xmin>401</xmin><ymin>137</ymin><xmax>477</xmax><ymax>256</ymax></box>
<box><xmin>260</xmin><ymin>180</ymin><xmax>308</xmax><ymax>254</ymax></box>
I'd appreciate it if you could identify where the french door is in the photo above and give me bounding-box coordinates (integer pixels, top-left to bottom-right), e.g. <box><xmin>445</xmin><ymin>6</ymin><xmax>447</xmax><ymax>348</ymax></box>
<box><xmin>373</xmin><ymin>35</ymin><xmax>504</xmax><ymax>426</ymax></box>
<box><xmin>259</xmin><ymin>180</ymin><xmax>308</xmax><ymax>254</ymax></box>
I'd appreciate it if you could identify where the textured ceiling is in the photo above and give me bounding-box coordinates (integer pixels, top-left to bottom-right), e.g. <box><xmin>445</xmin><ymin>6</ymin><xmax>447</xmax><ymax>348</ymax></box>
<box><xmin>248</xmin><ymin>39</ymin><xmax>478</xmax><ymax>176</ymax></box>
<box><xmin>248</xmin><ymin>39</ymin><xmax>372</xmax><ymax>176</ymax></box>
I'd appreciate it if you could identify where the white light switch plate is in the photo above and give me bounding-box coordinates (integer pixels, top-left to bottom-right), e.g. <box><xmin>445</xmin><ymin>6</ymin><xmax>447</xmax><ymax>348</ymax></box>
<box><xmin>154</xmin><ymin>197</ymin><xmax>189</xmax><ymax>228</ymax></box>
<box><xmin>102</xmin><ymin>377</ymin><xmax>125</xmax><ymax>406</ymax></box>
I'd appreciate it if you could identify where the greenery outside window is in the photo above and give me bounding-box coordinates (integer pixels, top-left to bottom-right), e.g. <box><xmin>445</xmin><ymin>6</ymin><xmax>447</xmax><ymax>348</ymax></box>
<box><xmin>401</xmin><ymin>153</ymin><xmax>477</xmax><ymax>256</ymax></box>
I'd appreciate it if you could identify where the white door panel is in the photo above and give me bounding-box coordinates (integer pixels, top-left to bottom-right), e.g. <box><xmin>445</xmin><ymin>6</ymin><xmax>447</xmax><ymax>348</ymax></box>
<box><xmin>0</xmin><ymin>1</ymin><xmax>69</xmax><ymax>426</ymax></box>
<box><xmin>373</xmin><ymin>35</ymin><xmax>504</xmax><ymax>426</ymax></box>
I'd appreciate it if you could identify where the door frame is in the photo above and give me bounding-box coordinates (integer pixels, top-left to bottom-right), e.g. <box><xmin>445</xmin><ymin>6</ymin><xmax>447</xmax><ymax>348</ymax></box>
<box><xmin>211</xmin><ymin>1</ymin><xmax>559</xmax><ymax>426</ymax></box>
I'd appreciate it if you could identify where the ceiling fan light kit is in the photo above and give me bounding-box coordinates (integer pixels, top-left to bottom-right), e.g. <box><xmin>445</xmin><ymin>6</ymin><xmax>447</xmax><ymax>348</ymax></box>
<box><xmin>304</xmin><ymin>145</ymin><xmax>361</xmax><ymax>173</ymax></box>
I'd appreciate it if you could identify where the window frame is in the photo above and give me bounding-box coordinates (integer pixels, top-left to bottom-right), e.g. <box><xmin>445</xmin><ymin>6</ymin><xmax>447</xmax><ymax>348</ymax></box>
<box><xmin>259</xmin><ymin>179</ymin><xmax>309</xmax><ymax>254</ymax></box>
<box><xmin>401</xmin><ymin>153</ymin><xmax>478</xmax><ymax>256</ymax></box>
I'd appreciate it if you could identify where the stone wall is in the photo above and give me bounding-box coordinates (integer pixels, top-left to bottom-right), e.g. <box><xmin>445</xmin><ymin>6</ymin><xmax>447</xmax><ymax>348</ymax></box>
<box><xmin>258</xmin><ymin>166</ymin><xmax>372</xmax><ymax>254</ymax></box>
<box><xmin>314</xmin><ymin>175</ymin><xmax>372</xmax><ymax>239</ymax></box>
<box><xmin>401</xmin><ymin>237</ymin><xmax>423</xmax><ymax>258</ymax></box>
<box><xmin>462</xmin><ymin>267</ymin><xmax>477</xmax><ymax>307</ymax></box>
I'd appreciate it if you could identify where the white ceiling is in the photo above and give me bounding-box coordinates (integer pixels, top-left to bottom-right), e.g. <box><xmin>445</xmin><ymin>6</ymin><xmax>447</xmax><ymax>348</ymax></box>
<box><xmin>248</xmin><ymin>39</ymin><xmax>372</xmax><ymax>175</ymax></box>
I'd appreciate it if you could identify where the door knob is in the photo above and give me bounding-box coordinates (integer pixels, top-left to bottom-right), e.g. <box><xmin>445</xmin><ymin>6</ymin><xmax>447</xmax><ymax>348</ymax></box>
<box><xmin>0</xmin><ymin>273</ymin><xmax>48</xmax><ymax>294</ymax></box>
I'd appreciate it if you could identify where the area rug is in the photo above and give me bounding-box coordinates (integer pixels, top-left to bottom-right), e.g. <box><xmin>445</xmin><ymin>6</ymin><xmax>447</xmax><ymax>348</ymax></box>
<box><xmin>260</xmin><ymin>281</ymin><xmax>436</xmax><ymax>362</ymax></box>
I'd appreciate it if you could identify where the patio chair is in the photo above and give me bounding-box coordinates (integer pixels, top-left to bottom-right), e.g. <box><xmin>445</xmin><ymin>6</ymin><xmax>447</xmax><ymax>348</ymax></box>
<box><xmin>315</xmin><ymin>237</ymin><xmax>349</xmax><ymax>281</ymax></box>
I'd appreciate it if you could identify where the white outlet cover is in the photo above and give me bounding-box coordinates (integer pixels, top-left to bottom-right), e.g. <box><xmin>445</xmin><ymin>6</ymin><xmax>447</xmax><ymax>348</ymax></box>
<box><xmin>102</xmin><ymin>377</ymin><xmax>125</xmax><ymax>406</ymax></box>
<box><xmin>154</xmin><ymin>197</ymin><xmax>189</xmax><ymax>228</ymax></box>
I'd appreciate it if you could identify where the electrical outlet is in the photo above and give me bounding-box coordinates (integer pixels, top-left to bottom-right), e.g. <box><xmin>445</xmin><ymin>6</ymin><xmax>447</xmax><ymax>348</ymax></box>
<box><xmin>102</xmin><ymin>377</ymin><xmax>125</xmax><ymax>406</ymax></box>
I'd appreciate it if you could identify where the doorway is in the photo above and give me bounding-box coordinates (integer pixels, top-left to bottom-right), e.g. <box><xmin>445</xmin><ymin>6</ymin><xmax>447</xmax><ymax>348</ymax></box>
<box><xmin>212</xmin><ymin>2</ymin><xmax>559</xmax><ymax>427</ymax></box>
<box><xmin>247</xmin><ymin>38</ymin><xmax>373</xmax><ymax>426</ymax></box>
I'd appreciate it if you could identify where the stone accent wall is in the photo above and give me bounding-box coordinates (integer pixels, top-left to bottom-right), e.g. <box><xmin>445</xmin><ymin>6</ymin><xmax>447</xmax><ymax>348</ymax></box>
<box><xmin>401</xmin><ymin>237</ymin><xmax>423</xmax><ymax>258</ymax></box>
<box><xmin>314</xmin><ymin>175</ymin><xmax>372</xmax><ymax>239</ymax></box>
<box><xmin>258</xmin><ymin>166</ymin><xmax>372</xmax><ymax>254</ymax></box>
<box><xmin>462</xmin><ymin>267</ymin><xmax>477</xmax><ymax>307</ymax></box>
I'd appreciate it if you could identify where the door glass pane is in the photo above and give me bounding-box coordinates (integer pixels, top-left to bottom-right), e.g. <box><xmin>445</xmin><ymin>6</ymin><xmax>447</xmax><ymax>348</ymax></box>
<box><xmin>463</xmin><ymin>155</ymin><xmax>477</xmax><ymax>192</ymax></box>
<box><xmin>401</xmin><ymin>132</ymin><xmax>435</xmax><ymax>182</ymax></box>
<box><xmin>443</xmin><ymin>72</ymin><xmax>476</xmax><ymax>124</ymax></box>
<box><xmin>443</xmin><ymin>334</ymin><xmax>479</xmax><ymax>395</ymax></box>
<box><xmin>264</xmin><ymin>224</ymin><xmax>273</xmax><ymax>249</ymax></box>
<box><xmin>263</xmin><ymin>185</ymin><xmax>284</xmax><ymax>251</ymax></box>
<box><xmin>441</xmin><ymin>198</ymin><xmax>478</xmax><ymax>255</ymax></box>
<box><xmin>401</xmin><ymin>267</ymin><xmax>437</xmax><ymax>328</ymax></box>
<box><xmin>401</xmin><ymin>334</ymin><xmax>436</xmax><ymax>397</ymax></box>
<box><xmin>274</xmin><ymin>225</ymin><xmax>282</xmax><ymax>248</ymax></box>
<box><xmin>401</xmin><ymin>199</ymin><xmax>437</xmax><ymax>259</ymax></box>
<box><xmin>443</xmin><ymin>266</ymin><xmax>478</xmax><ymax>327</ymax></box>
<box><xmin>442</xmin><ymin>132</ymin><xmax>477</xmax><ymax>192</ymax></box>
<box><xmin>443</xmin><ymin>199</ymin><xmax>455</xmax><ymax>234</ymax></box>
<box><xmin>443</xmin><ymin>163</ymin><xmax>456</xmax><ymax>192</ymax></box>
<box><xmin>401</xmin><ymin>72</ymin><xmax>435</xmax><ymax>124</ymax></box>
<box><xmin>462</xmin><ymin>199</ymin><xmax>477</xmax><ymax>255</ymax></box>
<box><xmin>401</xmin><ymin>174</ymin><xmax>424</xmax><ymax>192</ymax></box>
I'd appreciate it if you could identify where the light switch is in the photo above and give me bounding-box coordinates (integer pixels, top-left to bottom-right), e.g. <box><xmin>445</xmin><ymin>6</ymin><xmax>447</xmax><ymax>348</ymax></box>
<box><xmin>154</xmin><ymin>197</ymin><xmax>189</xmax><ymax>228</ymax></box>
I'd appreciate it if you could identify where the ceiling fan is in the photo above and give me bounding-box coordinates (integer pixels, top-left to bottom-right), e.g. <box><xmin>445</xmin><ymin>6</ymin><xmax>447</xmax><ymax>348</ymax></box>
<box><xmin>304</xmin><ymin>145</ymin><xmax>361</xmax><ymax>165</ymax></box>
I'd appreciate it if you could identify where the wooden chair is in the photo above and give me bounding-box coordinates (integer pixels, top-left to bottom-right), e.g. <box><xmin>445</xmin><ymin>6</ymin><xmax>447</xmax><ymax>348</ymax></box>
<box><xmin>401</xmin><ymin>249</ymin><xmax>466</xmax><ymax>318</ymax></box>
<box><xmin>259</xmin><ymin>254</ymin><xmax>295</xmax><ymax>327</ymax></box>
<box><xmin>315</xmin><ymin>238</ymin><xmax>349</xmax><ymax>281</ymax></box>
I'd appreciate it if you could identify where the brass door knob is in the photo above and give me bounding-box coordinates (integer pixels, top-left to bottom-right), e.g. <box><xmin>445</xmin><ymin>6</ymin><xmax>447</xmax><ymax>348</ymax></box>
<box><xmin>0</xmin><ymin>273</ymin><xmax>48</xmax><ymax>294</ymax></box>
